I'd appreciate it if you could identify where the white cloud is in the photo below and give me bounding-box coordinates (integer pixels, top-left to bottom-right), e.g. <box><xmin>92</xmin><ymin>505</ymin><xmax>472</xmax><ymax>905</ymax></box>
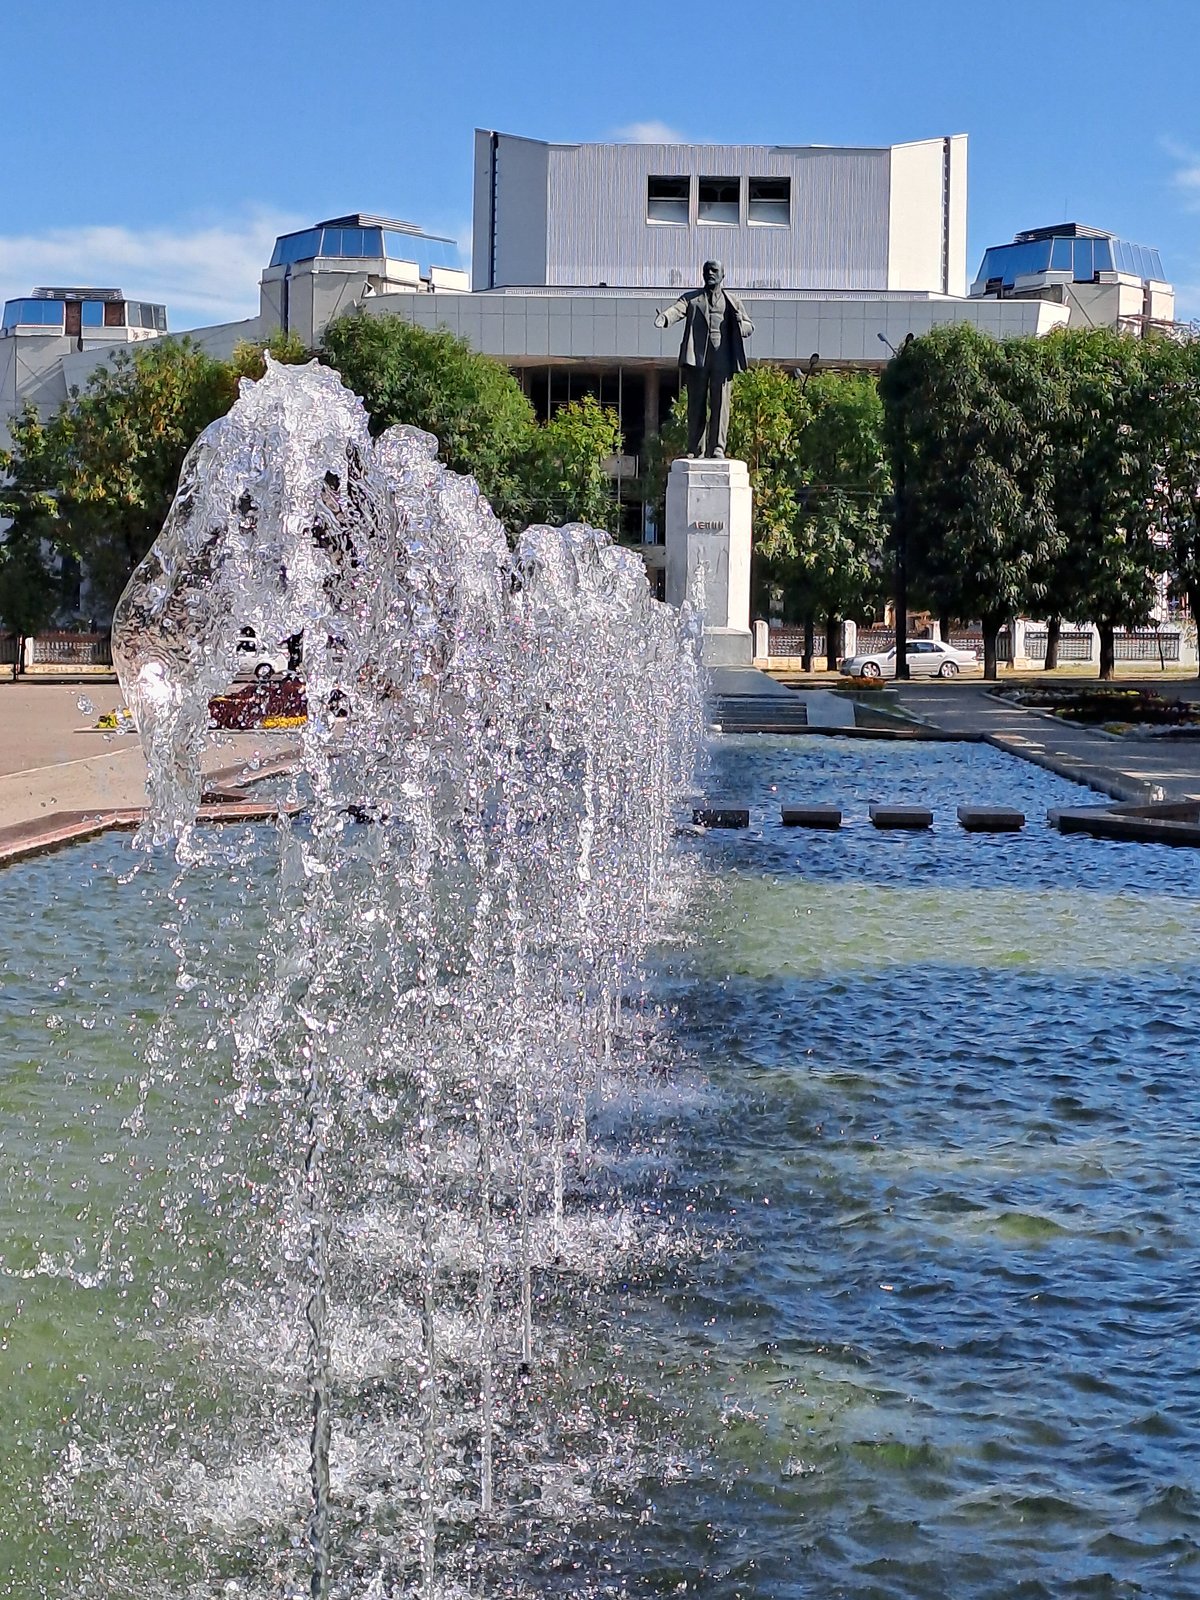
<box><xmin>0</xmin><ymin>209</ymin><xmax>306</xmax><ymax>331</ymax></box>
<box><xmin>1162</xmin><ymin>138</ymin><xmax>1200</xmax><ymax>211</ymax></box>
<box><xmin>613</xmin><ymin>120</ymin><xmax>688</xmax><ymax>145</ymax></box>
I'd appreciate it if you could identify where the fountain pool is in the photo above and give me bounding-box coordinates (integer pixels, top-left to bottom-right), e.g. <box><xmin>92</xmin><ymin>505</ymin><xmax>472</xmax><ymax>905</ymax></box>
<box><xmin>6</xmin><ymin>733</ymin><xmax>1200</xmax><ymax>1596</ymax></box>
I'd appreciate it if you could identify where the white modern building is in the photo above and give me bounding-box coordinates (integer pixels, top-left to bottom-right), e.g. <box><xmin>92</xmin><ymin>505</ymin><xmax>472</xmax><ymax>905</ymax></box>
<box><xmin>338</xmin><ymin>129</ymin><xmax>1070</xmax><ymax>544</ymax></box>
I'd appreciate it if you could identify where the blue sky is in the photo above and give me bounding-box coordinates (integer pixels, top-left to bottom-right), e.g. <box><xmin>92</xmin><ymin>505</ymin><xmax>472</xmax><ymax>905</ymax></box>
<box><xmin>4</xmin><ymin>0</ymin><xmax>1198</xmax><ymax>327</ymax></box>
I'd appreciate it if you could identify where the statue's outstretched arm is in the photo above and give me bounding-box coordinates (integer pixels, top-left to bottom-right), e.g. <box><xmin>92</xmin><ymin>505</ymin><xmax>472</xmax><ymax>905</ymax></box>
<box><xmin>654</xmin><ymin>297</ymin><xmax>688</xmax><ymax>330</ymax></box>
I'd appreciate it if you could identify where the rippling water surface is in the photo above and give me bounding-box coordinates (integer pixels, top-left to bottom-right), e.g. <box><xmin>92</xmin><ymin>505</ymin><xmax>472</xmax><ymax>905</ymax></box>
<box><xmin>643</xmin><ymin>736</ymin><xmax>1200</xmax><ymax>1598</ymax></box>
<box><xmin>3</xmin><ymin>736</ymin><xmax>1200</xmax><ymax>1597</ymax></box>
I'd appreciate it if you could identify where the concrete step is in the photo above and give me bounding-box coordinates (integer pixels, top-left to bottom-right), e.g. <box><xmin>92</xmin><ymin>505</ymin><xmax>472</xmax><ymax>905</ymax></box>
<box><xmin>693</xmin><ymin>806</ymin><xmax>750</xmax><ymax>829</ymax></box>
<box><xmin>781</xmin><ymin>805</ymin><xmax>842</xmax><ymax>828</ymax></box>
<box><xmin>870</xmin><ymin>804</ymin><xmax>934</xmax><ymax>830</ymax></box>
<box><xmin>958</xmin><ymin>805</ymin><xmax>1025</xmax><ymax>832</ymax></box>
<box><xmin>712</xmin><ymin>695</ymin><xmax>809</xmax><ymax>733</ymax></box>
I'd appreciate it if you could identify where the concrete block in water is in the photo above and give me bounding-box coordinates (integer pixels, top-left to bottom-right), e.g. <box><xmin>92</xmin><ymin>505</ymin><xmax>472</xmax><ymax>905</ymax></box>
<box><xmin>693</xmin><ymin>807</ymin><xmax>750</xmax><ymax>829</ymax></box>
<box><xmin>957</xmin><ymin>805</ymin><xmax>1025</xmax><ymax>832</ymax></box>
<box><xmin>781</xmin><ymin>805</ymin><xmax>842</xmax><ymax>829</ymax></box>
<box><xmin>870</xmin><ymin>804</ymin><xmax>933</xmax><ymax>830</ymax></box>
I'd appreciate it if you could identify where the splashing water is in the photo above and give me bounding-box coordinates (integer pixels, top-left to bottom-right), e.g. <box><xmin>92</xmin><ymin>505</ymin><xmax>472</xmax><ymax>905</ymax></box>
<box><xmin>108</xmin><ymin>357</ymin><xmax>705</xmax><ymax>1596</ymax></box>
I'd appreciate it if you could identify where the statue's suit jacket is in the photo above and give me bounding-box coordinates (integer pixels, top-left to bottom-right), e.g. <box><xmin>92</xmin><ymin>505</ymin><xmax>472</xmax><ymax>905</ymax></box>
<box><xmin>661</xmin><ymin>288</ymin><xmax>753</xmax><ymax>373</ymax></box>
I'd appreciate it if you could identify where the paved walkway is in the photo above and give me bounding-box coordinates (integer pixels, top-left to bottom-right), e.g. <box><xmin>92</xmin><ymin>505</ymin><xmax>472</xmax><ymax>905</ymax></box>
<box><xmin>0</xmin><ymin>682</ymin><xmax>300</xmax><ymax>855</ymax></box>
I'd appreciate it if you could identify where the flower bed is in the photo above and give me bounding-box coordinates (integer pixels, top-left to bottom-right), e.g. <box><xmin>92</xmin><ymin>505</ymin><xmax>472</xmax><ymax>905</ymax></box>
<box><xmin>209</xmin><ymin>676</ymin><xmax>307</xmax><ymax>730</ymax></box>
<box><xmin>996</xmin><ymin>685</ymin><xmax>1200</xmax><ymax>729</ymax></box>
<box><xmin>835</xmin><ymin>675</ymin><xmax>891</xmax><ymax>692</ymax></box>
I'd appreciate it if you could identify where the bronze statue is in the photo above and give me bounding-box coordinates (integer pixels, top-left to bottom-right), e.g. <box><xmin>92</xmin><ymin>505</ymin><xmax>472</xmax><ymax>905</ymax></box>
<box><xmin>655</xmin><ymin>260</ymin><xmax>753</xmax><ymax>458</ymax></box>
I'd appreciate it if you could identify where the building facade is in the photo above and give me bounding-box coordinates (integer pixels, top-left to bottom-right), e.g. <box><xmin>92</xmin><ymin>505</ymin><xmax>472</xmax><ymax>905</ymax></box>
<box><xmin>259</xmin><ymin>213</ymin><xmax>468</xmax><ymax>344</ymax></box>
<box><xmin>0</xmin><ymin>286</ymin><xmax>168</xmax><ymax>440</ymax></box>
<box><xmin>473</xmin><ymin>130</ymin><xmax>969</xmax><ymax>297</ymax></box>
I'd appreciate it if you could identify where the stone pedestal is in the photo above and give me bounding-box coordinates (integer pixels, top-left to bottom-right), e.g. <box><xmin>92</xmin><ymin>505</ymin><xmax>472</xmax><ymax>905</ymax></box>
<box><xmin>665</xmin><ymin>458</ymin><xmax>753</xmax><ymax>667</ymax></box>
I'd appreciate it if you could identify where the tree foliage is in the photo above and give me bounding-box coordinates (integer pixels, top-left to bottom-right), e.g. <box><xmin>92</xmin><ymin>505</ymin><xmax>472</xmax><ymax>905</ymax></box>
<box><xmin>320</xmin><ymin>314</ymin><xmax>623</xmax><ymax>536</ymax></box>
<box><xmin>1148</xmin><ymin>334</ymin><xmax>1200</xmax><ymax>675</ymax></box>
<box><xmin>523</xmin><ymin>395</ymin><xmax>623</xmax><ymax>530</ymax></box>
<box><xmin>882</xmin><ymin>325</ymin><xmax>1060</xmax><ymax>676</ymax></box>
<box><xmin>1038</xmin><ymin>328</ymin><xmax>1167</xmax><ymax>677</ymax></box>
<box><xmin>0</xmin><ymin>333</ymin><xmax>312</xmax><ymax>615</ymax></box>
<box><xmin>320</xmin><ymin>314</ymin><xmax>537</xmax><ymax>525</ymax></box>
<box><xmin>789</xmin><ymin>370</ymin><xmax>890</xmax><ymax>626</ymax></box>
<box><xmin>0</xmin><ymin>528</ymin><xmax>58</xmax><ymax>673</ymax></box>
<box><xmin>726</xmin><ymin>364</ymin><xmax>807</xmax><ymax>560</ymax></box>
<box><xmin>726</xmin><ymin>364</ymin><xmax>888</xmax><ymax>632</ymax></box>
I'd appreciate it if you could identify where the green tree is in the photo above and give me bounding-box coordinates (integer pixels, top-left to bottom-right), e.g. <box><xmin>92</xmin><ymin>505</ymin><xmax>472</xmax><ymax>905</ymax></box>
<box><xmin>727</xmin><ymin>364</ymin><xmax>807</xmax><ymax>558</ymax></box>
<box><xmin>226</xmin><ymin>330</ymin><xmax>312</xmax><ymax>390</ymax></box>
<box><xmin>791</xmin><ymin>371</ymin><xmax>890</xmax><ymax>664</ymax></box>
<box><xmin>0</xmin><ymin>517</ymin><xmax>58</xmax><ymax>677</ymax></box>
<box><xmin>321</xmin><ymin>314</ymin><xmax>536</xmax><ymax>526</ymax></box>
<box><xmin>882</xmin><ymin>325</ymin><xmax>1059</xmax><ymax>679</ymax></box>
<box><xmin>1</xmin><ymin>333</ymin><xmax>313</xmax><ymax>618</ymax></box>
<box><xmin>1141</xmin><ymin>334</ymin><xmax>1200</xmax><ymax>678</ymax></box>
<box><xmin>1041</xmin><ymin>328</ymin><xmax>1166</xmax><ymax>679</ymax></box>
<box><xmin>2</xmin><ymin>339</ymin><xmax>237</xmax><ymax>610</ymax></box>
<box><xmin>523</xmin><ymin>395</ymin><xmax>623</xmax><ymax>530</ymax></box>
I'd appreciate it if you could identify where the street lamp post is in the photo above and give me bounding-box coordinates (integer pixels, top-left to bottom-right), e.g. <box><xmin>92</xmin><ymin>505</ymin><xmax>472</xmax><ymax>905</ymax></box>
<box><xmin>879</xmin><ymin>333</ymin><xmax>914</xmax><ymax>681</ymax></box>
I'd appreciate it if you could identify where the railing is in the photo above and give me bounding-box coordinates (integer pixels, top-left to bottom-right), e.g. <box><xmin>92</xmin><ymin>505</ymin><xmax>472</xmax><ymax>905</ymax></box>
<box><xmin>856</xmin><ymin>628</ymin><xmax>896</xmax><ymax>653</ymax></box>
<box><xmin>1023</xmin><ymin>630</ymin><xmax>1092</xmax><ymax>662</ymax></box>
<box><xmin>767</xmin><ymin>627</ymin><xmax>826</xmax><ymax>658</ymax></box>
<box><xmin>0</xmin><ymin>633</ymin><xmax>17</xmax><ymax>667</ymax></box>
<box><xmin>849</xmin><ymin>628</ymin><xmax>1006</xmax><ymax>660</ymax></box>
<box><xmin>759</xmin><ymin>623</ymin><xmax>1183</xmax><ymax>668</ymax></box>
<box><xmin>1114</xmin><ymin>630</ymin><xmax>1181</xmax><ymax>662</ymax></box>
<box><xmin>30</xmin><ymin>631</ymin><xmax>113</xmax><ymax>666</ymax></box>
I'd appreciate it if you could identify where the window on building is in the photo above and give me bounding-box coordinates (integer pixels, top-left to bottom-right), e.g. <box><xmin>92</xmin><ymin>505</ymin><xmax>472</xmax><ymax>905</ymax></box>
<box><xmin>104</xmin><ymin>301</ymin><xmax>125</xmax><ymax>327</ymax></box>
<box><xmin>698</xmin><ymin>176</ymin><xmax>740</xmax><ymax>224</ymax></box>
<box><xmin>269</xmin><ymin>229</ymin><xmax>321</xmax><ymax>267</ymax></box>
<box><xmin>647</xmin><ymin>176</ymin><xmax>689</xmax><ymax>224</ymax></box>
<box><xmin>748</xmin><ymin>176</ymin><xmax>790</xmax><ymax>225</ymax></box>
<box><xmin>80</xmin><ymin>300</ymin><xmax>106</xmax><ymax>327</ymax></box>
<box><xmin>16</xmin><ymin>299</ymin><xmax>66</xmax><ymax>327</ymax></box>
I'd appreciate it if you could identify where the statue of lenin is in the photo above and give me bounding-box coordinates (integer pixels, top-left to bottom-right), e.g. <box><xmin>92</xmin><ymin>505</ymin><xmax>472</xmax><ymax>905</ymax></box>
<box><xmin>655</xmin><ymin>260</ymin><xmax>754</xmax><ymax>459</ymax></box>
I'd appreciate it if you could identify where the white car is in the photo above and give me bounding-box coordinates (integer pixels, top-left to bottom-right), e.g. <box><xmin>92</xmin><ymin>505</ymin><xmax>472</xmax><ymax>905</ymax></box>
<box><xmin>839</xmin><ymin>640</ymin><xmax>979</xmax><ymax>679</ymax></box>
<box><xmin>235</xmin><ymin>628</ymin><xmax>291</xmax><ymax>680</ymax></box>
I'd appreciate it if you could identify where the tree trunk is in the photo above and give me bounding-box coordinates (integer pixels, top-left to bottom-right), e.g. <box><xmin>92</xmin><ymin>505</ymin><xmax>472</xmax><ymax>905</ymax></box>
<box><xmin>981</xmin><ymin>614</ymin><xmax>1001</xmax><ymax>681</ymax></box>
<box><xmin>1098</xmin><ymin>621</ymin><xmax>1115</xmax><ymax>681</ymax></box>
<box><xmin>825</xmin><ymin>614</ymin><xmax>839</xmax><ymax>673</ymax></box>
<box><xmin>938</xmin><ymin>611</ymin><xmax>952</xmax><ymax>647</ymax></box>
<box><xmin>1044</xmin><ymin>617</ymin><xmax>1061</xmax><ymax>671</ymax></box>
<box><xmin>802</xmin><ymin>613</ymin><xmax>814</xmax><ymax>673</ymax></box>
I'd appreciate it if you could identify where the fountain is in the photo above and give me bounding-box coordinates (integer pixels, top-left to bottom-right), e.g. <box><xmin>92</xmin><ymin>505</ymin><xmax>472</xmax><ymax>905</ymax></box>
<box><xmin>98</xmin><ymin>357</ymin><xmax>704</xmax><ymax>1595</ymax></box>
